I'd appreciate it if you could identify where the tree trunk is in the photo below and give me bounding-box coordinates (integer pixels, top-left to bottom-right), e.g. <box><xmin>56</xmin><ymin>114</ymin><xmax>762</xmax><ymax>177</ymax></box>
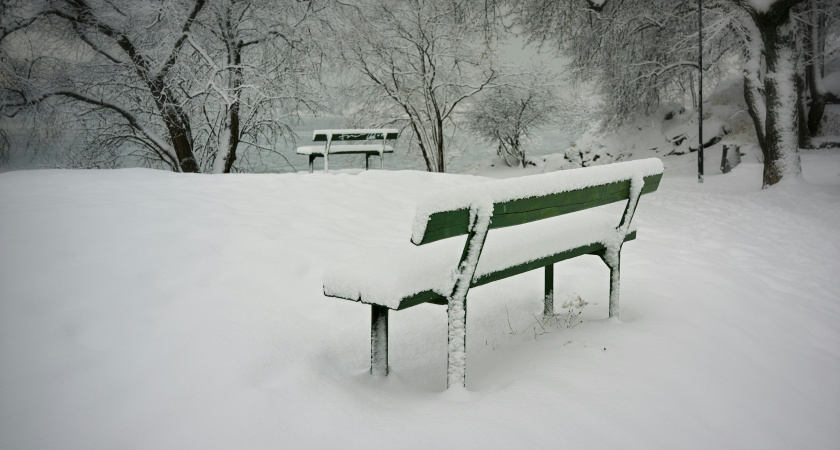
<box><xmin>214</xmin><ymin>35</ymin><xmax>243</xmax><ymax>174</ymax></box>
<box><xmin>410</xmin><ymin>121</ymin><xmax>434</xmax><ymax>172</ymax></box>
<box><xmin>97</xmin><ymin>0</ymin><xmax>204</xmax><ymax>173</ymax></box>
<box><xmin>741</xmin><ymin>18</ymin><xmax>768</xmax><ymax>155</ymax></box>
<box><xmin>436</xmin><ymin>118</ymin><xmax>445</xmax><ymax>173</ymax></box>
<box><xmin>758</xmin><ymin>10</ymin><xmax>802</xmax><ymax>186</ymax></box>
<box><xmin>807</xmin><ymin>88</ymin><xmax>827</xmax><ymax>136</ymax></box>
<box><xmin>223</xmin><ymin>102</ymin><xmax>240</xmax><ymax>173</ymax></box>
<box><xmin>805</xmin><ymin>0</ymin><xmax>827</xmax><ymax>137</ymax></box>
<box><xmin>796</xmin><ymin>38</ymin><xmax>811</xmax><ymax>149</ymax></box>
<box><xmin>152</xmin><ymin>84</ymin><xmax>200</xmax><ymax>173</ymax></box>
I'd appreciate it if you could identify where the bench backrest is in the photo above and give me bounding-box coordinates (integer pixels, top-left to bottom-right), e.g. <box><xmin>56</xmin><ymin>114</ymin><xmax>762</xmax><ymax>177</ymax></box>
<box><xmin>411</xmin><ymin>158</ymin><xmax>664</xmax><ymax>245</ymax></box>
<box><xmin>313</xmin><ymin>129</ymin><xmax>399</xmax><ymax>142</ymax></box>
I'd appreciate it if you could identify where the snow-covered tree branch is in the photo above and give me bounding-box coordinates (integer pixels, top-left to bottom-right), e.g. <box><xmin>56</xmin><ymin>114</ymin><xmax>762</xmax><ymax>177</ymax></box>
<box><xmin>0</xmin><ymin>0</ymin><xmax>324</xmax><ymax>173</ymax></box>
<box><xmin>464</xmin><ymin>67</ymin><xmax>566</xmax><ymax>168</ymax></box>
<box><xmin>512</xmin><ymin>0</ymin><xmax>838</xmax><ymax>187</ymax></box>
<box><xmin>330</xmin><ymin>0</ymin><xmax>502</xmax><ymax>172</ymax></box>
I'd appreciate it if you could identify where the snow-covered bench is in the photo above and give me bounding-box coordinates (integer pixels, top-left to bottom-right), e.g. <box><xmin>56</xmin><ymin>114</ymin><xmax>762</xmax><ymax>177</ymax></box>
<box><xmin>297</xmin><ymin>129</ymin><xmax>398</xmax><ymax>173</ymax></box>
<box><xmin>323</xmin><ymin>158</ymin><xmax>665</xmax><ymax>388</ymax></box>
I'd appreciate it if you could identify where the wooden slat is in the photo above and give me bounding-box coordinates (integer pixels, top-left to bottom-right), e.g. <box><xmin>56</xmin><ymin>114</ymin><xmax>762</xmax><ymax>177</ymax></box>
<box><xmin>414</xmin><ymin>173</ymin><xmax>661</xmax><ymax>245</ymax></box>
<box><xmin>390</xmin><ymin>230</ymin><xmax>637</xmax><ymax>310</ymax></box>
<box><xmin>394</xmin><ymin>290</ymin><xmax>447</xmax><ymax>310</ymax></box>
<box><xmin>297</xmin><ymin>147</ymin><xmax>394</xmax><ymax>156</ymax></box>
<box><xmin>470</xmin><ymin>230</ymin><xmax>636</xmax><ymax>288</ymax></box>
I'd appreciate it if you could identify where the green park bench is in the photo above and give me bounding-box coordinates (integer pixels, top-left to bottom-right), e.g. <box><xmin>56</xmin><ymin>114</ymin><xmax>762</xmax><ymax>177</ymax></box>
<box><xmin>323</xmin><ymin>158</ymin><xmax>664</xmax><ymax>388</ymax></box>
<box><xmin>297</xmin><ymin>129</ymin><xmax>399</xmax><ymax>173</ymax></box>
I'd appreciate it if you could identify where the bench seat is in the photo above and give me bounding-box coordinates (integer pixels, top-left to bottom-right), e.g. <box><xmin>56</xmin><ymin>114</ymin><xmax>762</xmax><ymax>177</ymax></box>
<box><xmin>324</xmin><ymin>206</ymin><xmax>636</xmax><ymax>310</ymax></box>
<box><xmin>296</xmin><ymin>144</ymin><xmax>394</xmax><ymax>155</ymax></box>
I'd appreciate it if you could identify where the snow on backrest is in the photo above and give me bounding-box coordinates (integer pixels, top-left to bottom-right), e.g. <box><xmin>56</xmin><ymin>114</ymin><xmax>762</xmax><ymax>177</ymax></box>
<box><xmin>312</xmin><ymin>129</ymin><xmax>400</xmax><ymax>142</ymax></box>
<box><xmin>411</xmin><ymin>158</ymin><xmax>664</xmax><ymax>245</ymax></box>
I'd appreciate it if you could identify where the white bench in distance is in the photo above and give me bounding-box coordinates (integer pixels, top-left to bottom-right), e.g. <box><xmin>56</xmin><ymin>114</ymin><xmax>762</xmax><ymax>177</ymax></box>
<box><xmin>297</xmin><ymin>129</ymin><xmax>399</xmax><ymax>173</ymax></box>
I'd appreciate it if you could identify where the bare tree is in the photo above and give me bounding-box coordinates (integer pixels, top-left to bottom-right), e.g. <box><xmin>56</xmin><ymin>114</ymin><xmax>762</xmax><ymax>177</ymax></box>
<box><xmin>723</xmin><ymin>0</ymin><xmax>805</xmax><ymax>186</ymax></box>
<box><xmin>0</xmin><ymin>0</ymin><xmax>323</xmax><ymax>173</ymax></box>
<box><xmin>511</xmin><ymin>0</ymin><xmax>733</xmax><ymax>126</ymax></box>
<box><xmin>331</xmin><ymin>0</ymin><xmax>500</xmax><ymax>172</ymax></box>
<box><xmin>184</xmin><ymin>0</ymin><xmax>325</xmax><ymax>173</ymax></box>
<box><xmin>801</xmin><ymin>0</ymin><xmax>840</xmax><ymax>137</ymax></box>
<box><xmin>465</xmin><ymin>68</ymin><xmax>562</xmax><ymax>168</ymax></box>
<box><xmin>1</xmin><ymin>0</ymin><xmax>209</xmax><ymax>172</ymax></box>
<box><xmin>512</xmin><ymin>0</ymin><xmax>831</xmax><ymax>187</ymax></box>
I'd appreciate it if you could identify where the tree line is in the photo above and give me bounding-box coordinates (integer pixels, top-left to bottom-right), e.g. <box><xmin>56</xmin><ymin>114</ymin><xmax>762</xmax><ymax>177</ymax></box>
<box><xmin>512</xmin><ymin>0</ymin><xmax>839</xmax><ymax>187</ymax></box>
<box><xmin>1</xmin><ymin>0</ymin><xmax>837</xmax><ymax>187</ymax></box>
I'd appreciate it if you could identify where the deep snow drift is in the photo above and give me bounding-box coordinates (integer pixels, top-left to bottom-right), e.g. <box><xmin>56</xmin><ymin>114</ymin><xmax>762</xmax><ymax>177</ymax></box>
<box><xmin>1</xmin><ymin>150</ymin><xmax>838</xmax><ymax>449</ymax></box>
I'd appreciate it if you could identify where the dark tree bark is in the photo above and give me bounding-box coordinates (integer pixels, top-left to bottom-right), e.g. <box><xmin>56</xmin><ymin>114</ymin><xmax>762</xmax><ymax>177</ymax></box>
<box><xmin>752</xmin><ymin>1</ymin><xmax>804</xmax><ymax>186</ymax></box>
<box><xmin>803</xmin><ymin>0</ymin><xmax>828</xmax><ymax>137</ymax></box>
<box><xmin>59</xmin><ymin>0</ymin><xmax>205</xmax><ymax>172</ymax></box>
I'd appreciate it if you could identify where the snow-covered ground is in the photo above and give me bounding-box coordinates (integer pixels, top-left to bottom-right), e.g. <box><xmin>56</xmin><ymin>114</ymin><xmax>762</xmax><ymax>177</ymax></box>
<box><xmin>1</xmin><ymin>148</ymin><xmax>838</xmax><ymax>449</ymax></box>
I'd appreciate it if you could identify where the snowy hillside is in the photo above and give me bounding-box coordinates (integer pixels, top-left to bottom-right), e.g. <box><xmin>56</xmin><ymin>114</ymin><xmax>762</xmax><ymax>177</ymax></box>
<box><xmin>463</xmin><ymin>76</ymin><xmax>840</xmax><ymax>177</ymax></box>
<box><xmin>1</xmin><ymin>150</ymin><xmax>839</xmax><ymax>449</ymax></box>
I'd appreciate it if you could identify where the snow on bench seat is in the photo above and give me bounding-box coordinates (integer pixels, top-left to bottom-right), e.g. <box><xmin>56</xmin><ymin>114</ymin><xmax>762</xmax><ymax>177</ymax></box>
<box><xmin>324</xmin><ymin>207</ymin><xmax>635</xmax><ymax>310</ymax></box>
<box><xmin>296</xmin><ymin>144</ymin><xmax>394</xmax><ymax>155</ymax></box>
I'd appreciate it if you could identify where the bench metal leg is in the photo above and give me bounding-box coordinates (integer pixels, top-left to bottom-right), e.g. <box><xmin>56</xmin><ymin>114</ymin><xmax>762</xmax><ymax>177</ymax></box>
<box><xmin>308</xmin><ymin>155</ymin><xmax>315</xmax><ymax>174</ymax></box>
<box><xmin>608</xmin><ymin>258</ymin><xmax>620</xmax><ymax>318</ymax></box>
<box><xmin>365</xmin><ymin>154</ymin><xmax>370</xmax><ymax>170</ymax></box>
<box><xmin>598</xmin><ymin>250</ymin><xmax>621</xmax><ymax>319</ymax></box>
<box><xmin>544</xmin><ymin>264</ymin><xmax>554</xmax><ymax>317</ymax></box>
<box><xmin>447</xmin><ymin>291</ymin><xmax>468</xmax><ymax>388</ymax></box>
<box><xmin>446</xmin><ymin>203</ymin><xmax>491</xmax><ymax>389</ymax></box>
<box><xmin>601</xmin><ymin>176</ymin><xmax>642</xmax><ymax>319</ymax></box>
<box><xmin>380</xmin><ymin>153</ymin><xmax>384</xmax><ymax>170</ymax></box>
<box><xmin>370</xmin><ymin>304</ymin><xmax>389</xmax><ymax>376</ymax></box>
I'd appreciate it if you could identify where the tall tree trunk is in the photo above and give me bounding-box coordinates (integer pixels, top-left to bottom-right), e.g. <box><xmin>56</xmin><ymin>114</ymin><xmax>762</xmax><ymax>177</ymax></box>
<box><xmin>214</xmin><ymin>33</ymin><xmax>243</xmax><ymax>174</ymax></box>
<box><xmin>410</xmin><ymin>121</ymin><xmax>434</xmax><ymax>172</ymax></box>
<box><xmin>758</xmin><ymin>9</ymin><xmax>802</xmax><ymax>187</ymax></box>
<box><xmin>741</xmin><ymin>18</ymin><xmax>768</xmax><ymax>155</ymax></box>
<box><xmin>796</xmin><ymin>24</ymin><xmax>811</xmax><ymax>149</ymax></box>
<box><xmin>223</xmin><ymin>101</ymin><xmax>240</xmax><ymax>174</ymax></box>
<box><xmin>805</xmin><ymin>0</ymin><xmax>827</xmax><ymax>136</ymax></box>
<box><xmin>149</xmin><ymin>80</ymin><xmax>199</xmax><ymax>173</ymax></box>
<box><xmin>102</xmin><ymin>0</ymin><xmax>204</xmax><ymax>173</ymax></box>
<box><xmin>796</xmin><ymin>68</ymin><xmax>811</xmax><ymax>149</ymax></box>
<box><xmin>436</xmin><ymin>118</ymin><xmax>445</xmax><ymax>173</ymax></box>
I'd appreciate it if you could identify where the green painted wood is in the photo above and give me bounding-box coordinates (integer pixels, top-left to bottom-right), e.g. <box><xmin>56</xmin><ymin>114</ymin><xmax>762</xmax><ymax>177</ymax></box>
<box><xmin>324</xmin><ymin>168</ymin><xmax>659</xmax><ymax>310</ymax></box>
<box><xmin>370</xmin><ymin>304</ymin><xmax>389</xmax><ymax>376</ymax></box>
<box><xmin>469</xmin><ymin>230</ymin><xmax>636</xmax><ymax>289</ymax></box>
<box><xmin>395</xmin><ymin>290</ymin><xmax>448</xmax><ymax>310</ymax></box>
<box><xmin>313</xmin><ymin>131</ymin><xmax>399</xmax><ymax>142</ymax></box>
<box><xmin>302</xmin><ymin>148</ymin><xmax>395</xmax><ymax>156</ymax></box>
<box><xmin>386</xmin><ymin>230</ymin><xmax>637</xmax><ymax>310</ymax></box>
<box><xmin>415</xmin><ymin>173</ymin><xmax>661</xmax><ymax>245</ymax></box>
<box><xmin>544</xmin><ymin>264</ymin><xmax>554</xmax><ymax>317</ymax></box>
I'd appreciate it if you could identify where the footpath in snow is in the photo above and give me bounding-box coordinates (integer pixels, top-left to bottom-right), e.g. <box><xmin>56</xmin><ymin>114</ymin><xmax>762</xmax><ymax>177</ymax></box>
<box><xmin>0</xmin><ymin>149</ymin><xmax>838</xmax><ymax>449</ymax></box>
